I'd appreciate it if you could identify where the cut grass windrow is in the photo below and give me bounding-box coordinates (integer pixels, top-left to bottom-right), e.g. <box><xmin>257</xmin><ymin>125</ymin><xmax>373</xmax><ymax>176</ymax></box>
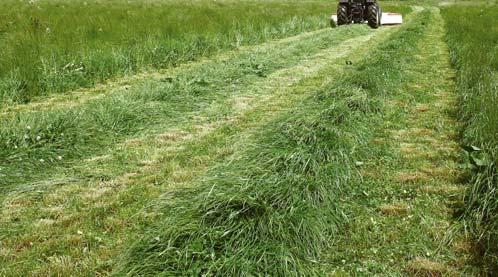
<box><xmin>116</xmin><ymin>10</ymin><xmax>429</xmax><ymax>276</ymax></box>
<box><xmin>0</xmin><ymin>20</ymin><xmax>405</xmax><ymax>275</ymax></box>
<box><xmin>0</xmin><ymin>26</ymin><xmax>372</xmax><ymax>191</ymax></box>
<box><xmin>324</xmin><ymin>7</ymin><xmax>480</xmax><ymax>275</ymax></box>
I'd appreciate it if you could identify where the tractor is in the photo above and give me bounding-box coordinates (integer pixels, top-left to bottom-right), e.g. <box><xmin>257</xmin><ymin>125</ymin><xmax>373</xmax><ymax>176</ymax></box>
<box><xmin>335</xmin><ymin>0</ymin><xmax>382</xmax><ymax>29</ymax></box>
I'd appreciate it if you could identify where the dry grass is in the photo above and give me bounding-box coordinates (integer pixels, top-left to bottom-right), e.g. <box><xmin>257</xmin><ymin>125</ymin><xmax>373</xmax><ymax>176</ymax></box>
<box><xmin>406</xmin><ymin>258</ymin><xmax>449</xmax><ymax>276</ymax></box>
<box><xmin>419</xmin><ymin>185</ymin><xmax>463</xmax><ymax>195</ymax></box>
<box><xmin>379</xmin><ymin>203</ymin><xmax>411</xmax><ymax>216</ymax></box>
<box><xmin>396</xmin><ymin>172</ymin><xmax>430</xmax><ymax>183</ymax></box>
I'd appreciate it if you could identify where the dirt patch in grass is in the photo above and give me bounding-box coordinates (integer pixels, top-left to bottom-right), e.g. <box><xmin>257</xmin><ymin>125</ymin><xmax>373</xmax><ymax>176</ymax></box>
<box><xmin>420</xmin><ymin>166</ymin><xmax>458</xmax><ymax>179</ymax></box>
<box><xmin>415</xmin><ymin>104</ymin><xmax>430</xmax><ymax>113</ymax></box>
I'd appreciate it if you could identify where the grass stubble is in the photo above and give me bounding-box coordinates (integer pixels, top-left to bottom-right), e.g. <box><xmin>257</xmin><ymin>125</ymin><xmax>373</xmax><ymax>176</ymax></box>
<box><xmin>324</xmin><ymin>7</ymin><xmax>482</xmax><ymax>275</ymax></box>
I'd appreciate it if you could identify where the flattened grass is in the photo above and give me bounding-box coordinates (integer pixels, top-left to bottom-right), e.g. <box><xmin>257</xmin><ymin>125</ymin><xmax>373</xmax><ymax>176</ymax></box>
<box><xmin>119</xmin><ymin>63</ymin><xmax>375</xmax><ymax>276</ymax></box>
<box><xmin>0</xmin><ymin>25</ymin><xmax>386</xmax><ymax>275</ymax></box>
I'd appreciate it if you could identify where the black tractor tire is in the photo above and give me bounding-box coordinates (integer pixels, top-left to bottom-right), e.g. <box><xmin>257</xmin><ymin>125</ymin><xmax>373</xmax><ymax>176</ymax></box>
<box><xmin>367</xmin><ymin>3</ymin><xmax>381</xmax><ymax>29</ymax></box>
<box><xmin>337</xmin><ymin>4</ymin><xmax>349</xmax><ymax>26</ymax></box>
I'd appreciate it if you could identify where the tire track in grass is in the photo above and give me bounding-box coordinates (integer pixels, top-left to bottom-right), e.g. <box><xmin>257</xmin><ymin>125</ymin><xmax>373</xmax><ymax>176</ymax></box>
<box><xmin>325</xmin><ymin>8</ymin><xmax>479</xmax><ymax>275</ymax></box>
<box><xmin>0</xmin><ymin>21</ymin><xmax>407</xmax><ymax>275</ymax></box>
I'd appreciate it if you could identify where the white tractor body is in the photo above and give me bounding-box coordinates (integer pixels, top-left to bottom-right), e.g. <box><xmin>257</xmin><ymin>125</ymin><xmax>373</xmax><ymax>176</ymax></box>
<box><xmin>331</xmin><ymin>12</ymin><xmax>403</xmax><ymax>26</ymax></box>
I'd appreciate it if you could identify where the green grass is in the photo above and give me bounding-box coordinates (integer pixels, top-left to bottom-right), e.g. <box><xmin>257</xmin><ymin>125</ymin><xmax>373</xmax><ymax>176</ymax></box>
<box><xmin>442</xmin><ymin>4</ymin><xmax>498</xmax><ymax>274</ymax></box>
<box><xmin>0</xmin><ymin>25</ymin><xmax>372</xmax><ymax>193</ymax></box>
<box><xmin>0</xmin><ymin>2</ymin><xmax>412</xmax><ymax>274</ymax></box>
<box><xmin>0</xmin><ymin>0</ymin><xmax>331</xmax><ymax>105</ymax></box>
<box><xmin>4</xmin><ymin>0</ymin><xmax>479</xmax><ymax>275</ymax></box>
<box><xmin>0</xmin><ymin>20</ymin><xmax>386</xmax><ymax>275</ymax></box>
<box><xmin>117</xmin><ymin>10</ymin><xmax>427</xmax><ymax>275</ymax></box>
<box><xmin>322</xmin><ymin>7</ymin><xmax>481</xmax><ymax>275</ymax></box>
<box><xmin>119</xmin><ymin>87</ymin><xmax>365</xmax><ymax>275</ymax></box>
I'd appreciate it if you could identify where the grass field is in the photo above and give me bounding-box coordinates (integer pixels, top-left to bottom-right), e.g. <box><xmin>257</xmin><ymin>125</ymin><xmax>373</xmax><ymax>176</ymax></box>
<box><xmin>0</xmin><ymin>0</ymin><xmax>496</xmax><ymax>275</ymax></box>
<box><xmin>0</xmin><ymin>0</ymin><xmax>331</xmax><ymax>105</ymax></box>
<box><xmin>442</xmin><ymin>4</ymin><xmax>498</xmax><ymax>274</ymax></box>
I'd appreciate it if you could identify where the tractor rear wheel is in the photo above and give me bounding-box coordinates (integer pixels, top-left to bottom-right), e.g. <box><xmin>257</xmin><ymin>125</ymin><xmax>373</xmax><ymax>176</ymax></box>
<box><xmin>367</xmin><ymin>3</ymin><xmax>381</xmax><ymax>29</ymax></box>
<box><xmin>337</xmin><ymin>4</ymin><xmax>349</xmax><ymax>26</ymax></box>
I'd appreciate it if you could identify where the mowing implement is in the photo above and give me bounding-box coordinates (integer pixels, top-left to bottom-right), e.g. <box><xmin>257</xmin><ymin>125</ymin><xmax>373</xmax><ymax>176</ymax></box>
<box><xmin>330</xmin><ymin>0</ymin><xmax>403</xmax><ymax>29</ymax></box>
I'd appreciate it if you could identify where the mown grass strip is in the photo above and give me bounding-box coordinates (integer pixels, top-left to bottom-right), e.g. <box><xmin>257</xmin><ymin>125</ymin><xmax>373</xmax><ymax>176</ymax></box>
<box><xmin>442</xmin><ymin>5</ymin><xmax>498</xmax><ymax>274</ymax></box>
<box><xmin>324</xmin><ymin>8</ymin><xmax>481</xmax><ymax>275</ymax></box>
<box><xmin>117</xmin><ymin>10</ymin><xmax>429</xmax><ymax>276</ymax></box>
<box><xmin>0</xmin><ymin>26</ymin><xmax>370</xmax><ymax>191</ymax></box>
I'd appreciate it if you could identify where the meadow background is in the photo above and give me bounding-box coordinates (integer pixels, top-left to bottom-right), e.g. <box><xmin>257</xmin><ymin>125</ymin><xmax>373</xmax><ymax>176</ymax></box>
<box><xmin>0</xmin><ymin>0</ymin><xmax>333</xmax><ymax>105</ymax></box>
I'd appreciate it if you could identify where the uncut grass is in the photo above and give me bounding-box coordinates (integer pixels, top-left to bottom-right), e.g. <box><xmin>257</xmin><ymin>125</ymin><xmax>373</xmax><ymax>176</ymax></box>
<box><xmin>442</xmin><ymin>5</ymin><xmax>498</xmax><ymax>274</ymax></box>
<box><xmin>0</xmin><ymin>26</ymin><xmax>371</xmax><ymax>193</ymax></box>
<box><xmin>0</xmin><ymin>0</ymin><xmax>330</xmax><ymax>105</ymax></box>
<box><xmin>118</xmin><ymin>11</ymin><xmax>426</xmax><ymax>275</ymax></box>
